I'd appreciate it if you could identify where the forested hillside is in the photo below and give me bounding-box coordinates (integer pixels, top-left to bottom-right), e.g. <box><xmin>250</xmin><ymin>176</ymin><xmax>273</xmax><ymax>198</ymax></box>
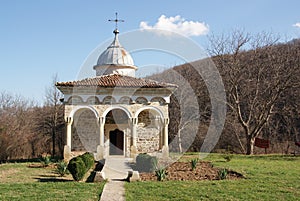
<box><xmin>150</xmin><ymin>36</ymin><xmax>300</xmax><ymax>154</ymax></box>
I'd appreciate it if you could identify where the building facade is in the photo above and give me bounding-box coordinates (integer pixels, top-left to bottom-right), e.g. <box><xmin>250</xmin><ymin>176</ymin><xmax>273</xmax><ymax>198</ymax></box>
<box><xmin>56</xmin><ymin>27</ymin><xmax>177</xmax><ymax>161</ymax></box>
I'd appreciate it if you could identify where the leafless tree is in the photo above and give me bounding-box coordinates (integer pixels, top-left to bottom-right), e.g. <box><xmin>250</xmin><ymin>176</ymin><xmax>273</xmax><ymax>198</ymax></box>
<box><xmin>0</xmin><ymin>92</ymin><xmax>36</xmax><ymax>160</ymax></box>
<box><xmin>44</xmin><ymin>74</ymin><xmax>64</xmax><ymax>157</ymax></box>
<box><xmin>209</xmin><ymin>30</ymin><xmax>300</xmax><ymax>154</ymax></box>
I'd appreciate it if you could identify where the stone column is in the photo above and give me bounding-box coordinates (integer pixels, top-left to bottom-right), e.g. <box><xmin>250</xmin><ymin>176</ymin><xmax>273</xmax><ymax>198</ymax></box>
<box><xmin>96</xmin><ymin>117</ymin><xmax>105</xmax><ymax>160</ymax></box>
<box><xmin>64</xmin><ymin>117</ymin><xmax>73</xmax><ymax>161</ymax></box>
<box><xmin>162</xmin><ymin>118</ymin><xmax>169</xmax><ymax>158</ymax></box>
<box><xmin>130</xmin><ymin>117</ymin><xmax>138</xmax><ymax>159</ymax></box>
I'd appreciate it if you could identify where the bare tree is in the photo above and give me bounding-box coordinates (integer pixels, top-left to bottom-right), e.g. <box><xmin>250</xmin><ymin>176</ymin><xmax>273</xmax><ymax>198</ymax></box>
<box><xmin>44</xmin><ymin>74</ymin><xmax>64</xmax><ymax>157</ymax></box>
<box><xmin>209</xmin><ymin>30</ymin><xmax>300</xmax><ymax>154</ymax></box>
<box><xmin>0</xmin><ymin>92</ymin><xmax>37</xmax><ymax>160</ymax></box>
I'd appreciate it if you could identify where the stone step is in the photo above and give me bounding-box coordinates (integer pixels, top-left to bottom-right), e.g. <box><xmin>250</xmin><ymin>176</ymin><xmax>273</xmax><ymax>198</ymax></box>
<box><xmin>101</xmin><ymin>157</ymin><xmax>133</xmax><ymax>180</ymax></box>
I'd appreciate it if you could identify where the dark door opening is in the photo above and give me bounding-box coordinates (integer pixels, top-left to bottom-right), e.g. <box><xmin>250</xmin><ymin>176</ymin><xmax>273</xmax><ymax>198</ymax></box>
<box><xmin>109</xmin><ymin>129</ymin><xmax>124</xmax><ymax>155</ymax></box>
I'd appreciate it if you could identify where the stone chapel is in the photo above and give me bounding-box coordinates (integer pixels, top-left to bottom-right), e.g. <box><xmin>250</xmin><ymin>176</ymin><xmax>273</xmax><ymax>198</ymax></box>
<box><xmin>56</xmin><ymin>22</ymin><xmax>177</xmax><ymax>161</ymax></box>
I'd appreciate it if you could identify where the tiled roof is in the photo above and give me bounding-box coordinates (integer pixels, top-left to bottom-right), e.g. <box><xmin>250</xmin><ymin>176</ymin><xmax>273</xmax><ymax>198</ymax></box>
<box><xmin>56</xmin><ymin>74</ymin><xmax>177</xmax><ymax>88</ymax></box>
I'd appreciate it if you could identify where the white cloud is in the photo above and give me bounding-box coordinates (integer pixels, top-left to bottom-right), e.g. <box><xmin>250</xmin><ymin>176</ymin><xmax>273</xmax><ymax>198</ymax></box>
<box><xmin>293</xmin><ymin>22</ymin><xmax>300</xmax><ymax>28</ymax></box>
<box><xmin>140</xmin><ymin>15</ymin><xmax>209</xmax><ymax>37</ymax></box>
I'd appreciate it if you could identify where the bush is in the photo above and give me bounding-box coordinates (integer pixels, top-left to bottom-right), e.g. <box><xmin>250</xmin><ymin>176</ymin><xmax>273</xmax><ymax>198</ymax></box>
<box><xmin>79</xmin><ymin>152</ymin><xmax>94</xmax><ymax>171</ymax></box>
<box><xmin>136</xmin><ymin>153</ymin><xmax>157</xmax><ymax>172</ymax></box>
<box><xmin>218</xmin><ymin>168</ymin><xmax>228</xmax><ymax>180</ymax></box>
<box><xmin>190</xmin><ymin>158</ymin><xmax>199</xmax><ymax>171</ymax></box>
<box><xmin>56</xmin><ymin>161</ymin><xmax>68</xmax><ymax>177</ymax></box>
<box><xmin>155</xmin><ymin>168</ymin><xmax>167</xmax><ymax>181</ymax></box>
<box><xmin>67</xmin><ymin>157</ymin><xmax>87</xmax><ymax>181</ymax></box>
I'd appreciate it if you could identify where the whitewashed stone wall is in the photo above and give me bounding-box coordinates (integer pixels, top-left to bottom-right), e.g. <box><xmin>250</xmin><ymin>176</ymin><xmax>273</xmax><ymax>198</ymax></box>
<box><xmin>137</xmin><ymin>126</ymin><xmax>160</xmax><ymax>153</ymax></box>
<box><xmin>71</xmin><ymin>109</ymin><xmax>99</xmax><ymax>153</ymax></box>
<box><xmin>136</xmin><ymin>110</ymin><xmax>161</xmax><ymax>153</ymax></box>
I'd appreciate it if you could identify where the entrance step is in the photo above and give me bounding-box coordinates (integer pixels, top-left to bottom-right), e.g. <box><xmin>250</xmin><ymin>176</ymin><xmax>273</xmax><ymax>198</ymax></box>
<box><xmin>101</xmin><ymin>157</ymin><xmax>133</xmax><ymax>180</ymax></box>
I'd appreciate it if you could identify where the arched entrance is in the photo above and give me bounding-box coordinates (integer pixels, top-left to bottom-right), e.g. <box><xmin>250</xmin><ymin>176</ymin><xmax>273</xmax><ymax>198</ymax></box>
<box><xmin>104</xmin><ymin>108</ymin><xmax>130</xmax><ymax>156</ymax></box>
<box><xmin>109</xmin><ymin>129</ymin><xmax>124</xmax><ymax>155</ymax></box>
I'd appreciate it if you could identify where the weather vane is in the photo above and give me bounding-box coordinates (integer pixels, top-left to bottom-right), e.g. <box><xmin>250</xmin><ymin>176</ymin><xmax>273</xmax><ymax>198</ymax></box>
<box><xmin>108</xmin><ymin>12</ymin><xmax>124</xmax><ymax>29</ymax></box>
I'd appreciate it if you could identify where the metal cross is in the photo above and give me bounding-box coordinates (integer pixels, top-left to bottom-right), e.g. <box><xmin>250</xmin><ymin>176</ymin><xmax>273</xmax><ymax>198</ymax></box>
<box><xmin>108</xmin><ymin>12</ymin><xmax>124</xmax><ymax>29</ymax></box>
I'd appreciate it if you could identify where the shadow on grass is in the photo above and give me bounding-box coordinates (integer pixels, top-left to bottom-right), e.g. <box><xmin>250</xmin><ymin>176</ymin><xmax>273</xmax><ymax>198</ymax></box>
<box><xmin>35</xmin><ymin>177</ymin><xmax>73</xmax><ymax>182</ymax></box>
<box><xmin>35</xmin><ymin>174</ymin><xmax>73</xmax><ymax>182</ymax></box>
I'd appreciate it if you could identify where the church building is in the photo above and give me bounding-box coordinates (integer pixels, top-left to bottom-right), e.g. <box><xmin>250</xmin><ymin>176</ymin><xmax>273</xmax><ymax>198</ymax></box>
<box><xmin>56</xmin><ymin>18</ymin><xmax>177</xmax><ymax>161</ymax></box>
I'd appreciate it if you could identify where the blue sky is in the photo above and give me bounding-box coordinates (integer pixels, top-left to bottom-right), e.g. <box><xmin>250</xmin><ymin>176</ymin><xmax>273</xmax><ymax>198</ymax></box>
<box><xmin>0</xmin><ymin>0</ymin><xmax>299</xmax><ymax>104</ymax></box>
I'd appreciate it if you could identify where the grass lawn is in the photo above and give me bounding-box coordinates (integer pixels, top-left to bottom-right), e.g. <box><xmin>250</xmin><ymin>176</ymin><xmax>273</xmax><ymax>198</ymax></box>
<box><xmin>0</xmin><ymin>162</ymin><xmax>105</xmax><ymax>201</ymax></box>
<box><xmin>125</xmin><ymin>154</ymin><xmax>300</xmax><ymax>201</ymax></box>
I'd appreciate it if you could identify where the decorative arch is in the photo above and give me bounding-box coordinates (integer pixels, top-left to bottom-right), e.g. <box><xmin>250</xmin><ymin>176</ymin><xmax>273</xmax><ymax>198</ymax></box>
<box><xmin>67</xmin><ymin>95</ymin><xmax>84</xmax><ymax>104</ymax></box>
<box><xmin>86</xmin><ymin>96</ymin><xmax>100</xmax><ymax>104</ymax></box>
<box><xmin>118</xmin><ymin>96</ymin><xmax>133</xmax><ymax>104</ymax></box>
<box><xmin>102</xmin><ymin>96</ymin><xmax>116</xmax><ymax>104</ymax></box>
<box><xmin>135</xmin><ymin>97</ymin><xmax>148</xmax><ymax>104</ymax></box>
<box><xmin>150</xmin><ymin>97</ymin><xmax>166</xmax><ymax>105</ymax></box>
<box><xmin>102</xmin><ymin>106</ymin><xmax>132</xmax><ymax>119</ymax></box>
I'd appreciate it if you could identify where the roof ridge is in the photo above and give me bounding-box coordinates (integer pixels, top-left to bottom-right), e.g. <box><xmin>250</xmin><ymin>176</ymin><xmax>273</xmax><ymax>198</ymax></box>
<box><xmin>56</xmin><ymin>74</ymin><xmax>178</xmax><ymax>88</ymax></box>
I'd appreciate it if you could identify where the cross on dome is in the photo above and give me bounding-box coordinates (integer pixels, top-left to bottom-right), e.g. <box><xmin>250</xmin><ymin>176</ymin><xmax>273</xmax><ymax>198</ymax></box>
<box><xmin>108</xmin><ymin>12</ymin><xmax>124</xmax><ymax>30</ymax></box>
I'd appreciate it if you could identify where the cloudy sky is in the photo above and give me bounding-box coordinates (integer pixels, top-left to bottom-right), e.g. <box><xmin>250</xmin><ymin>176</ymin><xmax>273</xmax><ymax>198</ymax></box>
<box><xmin>0</xmin><ymin>0</ymin><xmax>299</xmax><ymax>103</ymax></box>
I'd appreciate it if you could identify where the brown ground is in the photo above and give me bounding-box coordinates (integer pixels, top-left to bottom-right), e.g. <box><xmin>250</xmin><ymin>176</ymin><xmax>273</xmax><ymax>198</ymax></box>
<box><xmin>139</xmin><ymin>161</ymin><xmax>244</xmax><ymax>181</ymax></box>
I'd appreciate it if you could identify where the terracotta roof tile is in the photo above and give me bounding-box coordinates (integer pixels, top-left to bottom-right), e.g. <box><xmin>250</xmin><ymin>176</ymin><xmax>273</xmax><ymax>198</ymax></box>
<box><xmin>56</xmin><ymin>74</ymin><xmax>177</xmax><ymax>88</ymax></box>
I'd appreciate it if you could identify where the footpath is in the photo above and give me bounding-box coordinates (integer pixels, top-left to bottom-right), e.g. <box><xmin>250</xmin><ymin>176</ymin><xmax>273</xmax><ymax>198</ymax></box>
<box><xmin>99</xmin><ymin>157</ymin><xmax>133</xmax><ymax>201</ymax></box>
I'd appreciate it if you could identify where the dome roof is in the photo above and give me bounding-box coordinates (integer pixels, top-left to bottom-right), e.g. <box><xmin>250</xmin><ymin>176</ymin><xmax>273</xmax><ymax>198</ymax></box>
<box><xmin>96</xmin><ymin>29</ymin><xmax>135</xmax><ymax>67</ymax></box>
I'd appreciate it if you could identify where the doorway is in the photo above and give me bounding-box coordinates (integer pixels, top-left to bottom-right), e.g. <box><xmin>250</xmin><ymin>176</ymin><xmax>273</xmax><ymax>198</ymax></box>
<box><xmin>109</xmin><ymin>129</ymin><xmax>124</xmax><ymax>155</ymax></box>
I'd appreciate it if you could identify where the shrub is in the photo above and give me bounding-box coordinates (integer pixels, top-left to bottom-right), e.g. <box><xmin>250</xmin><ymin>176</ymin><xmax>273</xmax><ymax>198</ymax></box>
<box><xmin>218</xmin><ymin>168</ymin><xmax>228</xmax><ymax>180</ymax></box>
<box><xmin>79</xmin><ymin>152</ymin><xmax>94</xmax><ymax>171</ymax></box>
<box><xmin>67</xmin><ymin>157</ymin><xmax>87</xmax><ymax>181</ymax></box>
<box><xmin>155</xmin><ymin>168</ymin><xmax>167</xmax><ymax>181</ymax></box>
<box><xmin>190</xmin><ymin>158</ymin><xmax>199</xmax><ymax>171</ymax></box>
<box><xmin>56</xmin><ymin>161</ymin><xmax>68</xmax><ymax>177</ymax></box>
<box><xmin>136</xmin><ymin>153</ymin><xmax>157</xmax><ymax>172</ymax></box>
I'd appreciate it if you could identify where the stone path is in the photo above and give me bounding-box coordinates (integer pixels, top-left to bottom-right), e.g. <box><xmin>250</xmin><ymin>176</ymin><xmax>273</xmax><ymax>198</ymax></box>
<box><xmin>99</xmin><ymin>157</ymin><xmax>133</xmax><ymax>201</ymax></box>
<box><xmin>100</xmin><ymin>181</ymin><xmax>125</xmax><ymax>201</ymax></box>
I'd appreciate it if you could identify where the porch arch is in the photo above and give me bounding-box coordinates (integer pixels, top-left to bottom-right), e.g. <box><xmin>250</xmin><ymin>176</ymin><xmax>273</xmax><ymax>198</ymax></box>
<box><xmin>69</xmin><ymin>105</ymin><xmax>99</xmax><ymax>119</ymax></box>
<box><xmin>71</xmin><ymin>107</ymin><xmax>100</xmax><ymax>153</ymax></box>
<box><xmin>134</xmin><ymin>106</ymin><xmax>164</xmax><ymax>119</ymax></box>
<box><xmin>102</xmin><ymin>105</ymin><xmax>133</xmax><ymax>119</ymax></box>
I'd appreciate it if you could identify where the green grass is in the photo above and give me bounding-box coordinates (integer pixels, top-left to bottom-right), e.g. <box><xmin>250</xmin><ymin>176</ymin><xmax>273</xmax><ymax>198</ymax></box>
<box><xmin>125</xmin><ymin>154</ymin><xmax>300</xmax><ymax>201</ymax></box>
<box><xmin>0</xmin><ymin>162</ymin><xmax>105</xmax><ymax>201</ymax></box>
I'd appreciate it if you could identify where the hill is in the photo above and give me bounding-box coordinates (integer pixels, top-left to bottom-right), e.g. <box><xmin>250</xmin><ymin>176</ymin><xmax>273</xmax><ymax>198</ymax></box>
<box><xmin>149</xmin><ymin>38</ymin><xmax>300</xmax><ymax>154</ymax></box>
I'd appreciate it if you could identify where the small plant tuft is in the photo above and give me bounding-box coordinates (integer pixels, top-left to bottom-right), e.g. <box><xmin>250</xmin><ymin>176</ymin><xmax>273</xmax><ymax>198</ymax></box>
<box><xmin>155</xmin><ymin>168</ymin><xmax>168</xmax><ymax>181</ymax></box>
<box><xmin>218</xmin><ymin>168</ymin><xmax>228</xmax><ymax>180</ymax></box>
<box><xmin>223</xmin><ymin>154</ymin><xmax>233</xmax><ymax>162</ymax></box>
<box><xmin>41</xmin><ymin>156</ymin><xmax>51</xmax><ymax>167</ymax></box>
<box><xmin>190</xmin><ymin>158</ymin><xmax>199</xmax><ymax>171</ymax></box>
<box><xmin>56</xmin><ymin>161</ymin><xmax>68</xmax><ymax>177</ymax></box>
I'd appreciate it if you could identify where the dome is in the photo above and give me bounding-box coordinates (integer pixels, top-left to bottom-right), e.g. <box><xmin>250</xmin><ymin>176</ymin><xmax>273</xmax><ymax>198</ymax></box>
<box><xmin>94</xmin><ymin>29</ymin><xmax>137</xmax><ymax>77</ymax></box>
<box><xmin>96</xmin><ymin>29</ymin><xmax>135</xmax><ymax>67</ymax></box>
